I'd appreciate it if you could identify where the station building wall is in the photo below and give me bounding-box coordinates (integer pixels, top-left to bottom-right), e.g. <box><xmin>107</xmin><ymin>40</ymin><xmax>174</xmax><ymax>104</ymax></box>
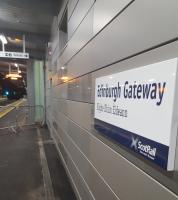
<box><xmin>45</xmin><ymin>0</ymin><xmax>178</xmax><ymax>199</ymax></box>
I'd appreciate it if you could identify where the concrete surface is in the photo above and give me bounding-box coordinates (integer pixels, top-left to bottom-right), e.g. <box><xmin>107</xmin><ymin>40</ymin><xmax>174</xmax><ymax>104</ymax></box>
<box><xmin>0</xmin><ymin>126</ymin><xmax>76</xmax><ymax>200</ymax></box>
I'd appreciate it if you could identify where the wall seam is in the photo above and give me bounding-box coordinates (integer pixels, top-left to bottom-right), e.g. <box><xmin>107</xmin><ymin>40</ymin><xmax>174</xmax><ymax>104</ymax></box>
<box><xmin>54</xmin><ymin>119</ymin><xmax>121</xmax><ymax>200</ymax></box>
<box><xmin>52</xmin><ymin>127</ymin><xmax>96</xmax><ymax>200</ymax></box>
<box><xmin>58</xmin><ymin>0</ymin><xmax>135</xmax><ymax>66</ymax></box>
<box><xmin>55</xmin><ymin>109</ymin><xmax>178</xmax><ymax>198</ymax></box>
<box><xmin>55</xmin><ymin>38</ymin><xmax>178</xmax><ymax>86</ymax></box>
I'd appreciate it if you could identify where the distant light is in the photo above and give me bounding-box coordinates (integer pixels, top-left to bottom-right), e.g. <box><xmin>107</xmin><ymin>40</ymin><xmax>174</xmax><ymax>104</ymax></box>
<box><xmin>5</xmin><ymin>91</ymin><xmax>9</xmax><ymax>96</ymax></box>
<box><xmin>6</xmin><ymin>73</ymin><xmax>22</xmax><ymax>78</ymax></box>
<box><xmin>61</xmin><ymin>76</ymin><xmax>69</xmax><ymax>82</ymax></box>
<box><xmin>14</xmin><ymin>63</ymin><xmax>18</xmax><ymax>67</ymax></box>
<box><xmin>11</xmin><ymin>77</ymin><xmax>18</xmax><ymax>80</ymax></box>
<box><xmin>0</xmin><ymin>34</ymin><xmax>7</xmax><ymax>44</ymax></box>
<box><xmin>61</xmin><ymin>66</ymin><xmax>65</xmax><ymax>70</ymax></box>
<box><xmin>15</xmin><ymin>38</ymin><xmax>21</xmax><ymax>42</ymax></box>
<box><xmin>18</xmin><ymin>70</ymin><xmax>22</xmax><ymax>73</ymax></box>
<box><xmin>7</xmin><ymin>37</ymin><xmax>21</xmax><ymax>43</ymax></box>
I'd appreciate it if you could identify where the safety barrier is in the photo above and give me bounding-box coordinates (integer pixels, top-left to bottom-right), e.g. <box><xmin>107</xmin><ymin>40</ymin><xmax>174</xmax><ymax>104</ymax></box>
<box><xmin>0</xmin><ymin>105</ymin><xmax>45</xmax><ymax>132</ymax></box>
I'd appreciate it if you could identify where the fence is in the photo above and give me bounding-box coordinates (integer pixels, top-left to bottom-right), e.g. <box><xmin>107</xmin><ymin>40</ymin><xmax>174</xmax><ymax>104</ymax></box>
<box><xmin>0</xmin><ymin>105</ymin><xmax>45</xmax><ymax>132</ymax></box>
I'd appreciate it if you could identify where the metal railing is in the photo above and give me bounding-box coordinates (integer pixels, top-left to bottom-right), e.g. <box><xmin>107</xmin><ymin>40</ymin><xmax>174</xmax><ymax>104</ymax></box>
<box><xmin>0</xmin><ymin>105</ymin><xmax>45</xmax><ymax>132</ymax></box>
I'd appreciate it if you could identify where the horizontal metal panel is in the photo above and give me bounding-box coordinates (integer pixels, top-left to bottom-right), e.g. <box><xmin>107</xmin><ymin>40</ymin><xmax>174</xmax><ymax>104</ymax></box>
<box><xmin>51</xmin><ymin>74</ymin><xmax>58</xmax><ymax>86</ymax></box>
<box><xmin>55</xmin><ymin>110</ymin><xmax>69</xmax><ymax>132</ymax></box>
<box><xmin>59</xmin><ymin>31</ymin><xmax>68</xmax><ymax>54</ymax></box>
<box><xmin>52</xmin><ymin>83</ymin><xmax>68</xmax><ymax>99</ymax></box>
<box><xmin>93</xmin><ymin>0</ymin><xmax>132</xmax><ymax>34</ymax></box>
<box><xmin>52</xmin><ymin>73</ymin><xmax>92</xmax><ymax>103</ymax></box>
<box><xmin>91</xmin><ymin>41</ymin><xmax>178</xmax><ymax>103</ymax></box>
<box><xmin>67</xmin><ymin>100</ymin><xmax>92</xmax><ymax>130</ymax></box>
<box><xmin>53</xmin><ymin>98</ymin><xmax>68</xmax><ymax>115</ymax></box>
<box><xmin>54</xmin><ymin>125</ymin><xmax>120</xmax><ymax>200</ymax></box>
<box><xmin>51</xmin><ymin>29</ymin><xmax>59</xmax><ymax>53</ymax></box>
<box><xmin>68</xmin><ymin>0</ymin><xmax>95</xmax><ymax>39</ymax></box>
<box><xmin>58</xmin><ymin>41</ymin><xmax>178</xmax><ymax>103</ymax></box>
<box><xmin>67</xmin><ymin>116</ymin><xmax>93</xmax><ymax>157</ymax></box>
<box><xmin>67</xmin><ymin>0</ymin><xmax>178</xmax><ymax>79</ymax></box>
<box><xmin>47</xmin><ymin>94</ymin><xmax>178</xmax><ymax>198</ymax></box>
<box><xmin>67</xmin><ymin>73</ymin><xmax>92</xmax><ymax>103</ymax></box>
<box><xmin>51</xmin><ymin>45</ymin><xmax>59</xmax><ymax>59</ymax></box>
<box><xmin>59</xmin><ymin>113</ymin><xmax>178</xmax><ymax>200</ymax></box>
<box><xmin>58</xmin><ymin>7</ymin><xmax>94</xmax><ymax>69</ymax></box>
<box><xmin>68</xmin><ymin>0</ymin><xmax>79</xmax><ymax>20</ymax></box>
<box><xmin>52</xmin><ymin>130</ymin><xmax>93</xmax><ymax>200</ymax></box>
<box><xmin>58</xmin><ymin>0</ymin><xmax>68</xmax><ymax>25</ymax></box>
<box><xmin>62</xmin><ymin>99</ymin><xmax>178</xmax><ymax>197</ymax></box>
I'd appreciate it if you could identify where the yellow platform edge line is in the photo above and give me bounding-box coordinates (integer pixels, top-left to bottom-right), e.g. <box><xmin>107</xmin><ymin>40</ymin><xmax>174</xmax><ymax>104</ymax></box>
<box><xmin>0</xmin><ymin>99</ymin><xmax>24</xmax><ymax>119</ymax></box>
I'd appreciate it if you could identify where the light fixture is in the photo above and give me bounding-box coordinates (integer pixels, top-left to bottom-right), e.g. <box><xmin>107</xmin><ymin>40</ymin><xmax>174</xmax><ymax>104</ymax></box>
<box><xmin>6</xmin><ymin>73</ymin><xmax>22</xmax><ymax>79</ymax></box>
<box><xmin>14</xmin><ymin>63</ymin><xmax>18</xmax><ymax>67</ymax></box>
<box><xmin>61</xmin><ymin>76</ymin><xmax>69</xmax><ymax>82</ymax></box>
<box><xmin>11</xmin><ymin>77</ymin><xmax>18</xmax><ymax>80</ymax></box>
<box><xmin>0</xmin><ymin>34</ymin><xmax>7</xmax><ymax>44</ymax></box>
<box><xmin>15</xmin><ymin>38</ymin><xmax>21</xmax><ymax>42</ymax></box>
<box><xmin>18</xmin><ymin>70</ymin><xmax>22</xmax><ymax>73</ymax></box>
<box><xmin>5</xmin><ymin>91</ymin><xmax>9</xmax><ymax>96</ymax></box>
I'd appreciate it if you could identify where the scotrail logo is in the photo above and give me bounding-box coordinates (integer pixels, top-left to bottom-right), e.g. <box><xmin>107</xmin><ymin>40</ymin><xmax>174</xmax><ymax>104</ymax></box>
<box><xmin>130</xmin><ymin>136</ymin><xmax>157</xmax><ymax>160</ymax></box>
<box><xmin>130</xmin><ymin>137</ymin><xmax>139</xmax><ymax>150</ymax></box>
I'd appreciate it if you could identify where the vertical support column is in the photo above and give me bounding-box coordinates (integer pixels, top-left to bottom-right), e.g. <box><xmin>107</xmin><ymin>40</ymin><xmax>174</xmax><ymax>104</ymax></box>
<box><xmin>2</xmin><ymin>42</ymin><xmax>5</xmax><ymax>52</ymax></box>
<box><xmin>27</xmin><ymin>60</ymin><xmax>35</xmax><ymax>106</ymax></box>
<box><xmin>27</xmin><ymin>60</ymin><xmax>45</xmax><ymax>123</ymax></box>
<box><xmin>9</xmin><ymin>64</ymin><xmax>11</xmax><ymax>74</ymax></box>
<box><xmin>27</xmin><ymin>60</ymin><xmax>35</xmax><ymax>123</ymax></box>
<box><xmin>23</xmin><ymin>35</ymin><xmax>26</xmax><ymax>53</ymax></box>
<box><xmin>34</xmin><ymin>60</ymin><xmax>45</xmax><ymax>122</ymax></box>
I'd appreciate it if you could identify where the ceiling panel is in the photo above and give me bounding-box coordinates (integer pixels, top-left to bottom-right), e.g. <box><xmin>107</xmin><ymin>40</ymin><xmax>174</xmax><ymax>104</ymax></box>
<box><xmin>0</xmin><ymin>0</ymin><xmax>62</xmax><ymax>34</ymax></box>
<box><xmin>0</xmin><ymin>0</ymin><xmax>63</xmax><ymax>59</ymax></box>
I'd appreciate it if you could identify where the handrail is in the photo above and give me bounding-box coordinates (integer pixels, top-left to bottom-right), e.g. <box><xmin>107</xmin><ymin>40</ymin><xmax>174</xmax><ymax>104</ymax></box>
<box><xmin>0</xmin><ymin>105</ymin><xmax>45</xmax><ymax>132</ymax></box>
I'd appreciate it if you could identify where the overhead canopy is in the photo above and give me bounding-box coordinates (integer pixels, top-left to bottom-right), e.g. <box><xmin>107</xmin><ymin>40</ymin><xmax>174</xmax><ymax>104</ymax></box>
<box><xmin>0</xmin><ymin>0</ymin><xmax>63</xmax><ymax>59</ymax></box>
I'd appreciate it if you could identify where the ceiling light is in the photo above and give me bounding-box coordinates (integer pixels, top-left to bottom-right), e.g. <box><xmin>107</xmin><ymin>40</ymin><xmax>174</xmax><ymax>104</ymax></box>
<box><xmin>6</xmin><ymin>73</ymin><xmax>22</xmax><ymax>78</ymax></box>
<box><xmin>7</xmin><ymin>37</ymin><xmax>22</xmax><ymax>43</ymax></box>
<box><xmin>11</xmin><ymin>77</ymin><xmax>18</xmax><ymax>80</ymax></box>
<box><xmin>0</xmin><ymin>34</ymin><xmax>7</xmax><ymax>44</ymax></box>
<box><xmin>61</xmin><ymin>76</ymin><xmax>69</xmax><ymax>82</ymax></box>
<box><xmin>15</xmin><ymin>38</ymin><xmax>21</xmax><ymax>42</ymax></box>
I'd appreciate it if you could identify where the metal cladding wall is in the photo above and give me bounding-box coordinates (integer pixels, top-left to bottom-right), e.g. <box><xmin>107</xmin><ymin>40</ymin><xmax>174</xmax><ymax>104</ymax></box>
<box><xmin>46</xmin><ymin>0</ymin><xmax>178</xmax><ymax>199</ymax></box>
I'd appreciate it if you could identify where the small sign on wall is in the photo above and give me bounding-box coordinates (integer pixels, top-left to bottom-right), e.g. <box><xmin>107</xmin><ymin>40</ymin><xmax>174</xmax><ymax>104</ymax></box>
<box><xmin>94</xmin><ymin>58</ymin><xmax>178</xmax><ymax>171</ymax></box>
<box><xmin>0</xmin><ymin>51</ymin><xmax>29</xmax><ymax>59</ymax></box>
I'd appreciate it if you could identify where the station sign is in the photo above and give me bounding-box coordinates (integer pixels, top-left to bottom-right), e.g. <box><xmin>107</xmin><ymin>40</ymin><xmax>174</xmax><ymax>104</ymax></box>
<box><xmin>94</xmin><ymin>58</ymin><xmax>178</xmax><ymax>170</ymax></box>
<box><xmin>0</xmin><ymin>51</ymin><xmax>29</xmax><ymax>59</ymax></box>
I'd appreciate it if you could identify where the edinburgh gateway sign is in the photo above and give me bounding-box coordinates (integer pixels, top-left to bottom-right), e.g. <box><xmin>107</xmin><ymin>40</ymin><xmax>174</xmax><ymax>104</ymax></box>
<box><xmin>94</xmin><ymin>58</ymin><xmax>178</xmax><ymax>171</ymax></box>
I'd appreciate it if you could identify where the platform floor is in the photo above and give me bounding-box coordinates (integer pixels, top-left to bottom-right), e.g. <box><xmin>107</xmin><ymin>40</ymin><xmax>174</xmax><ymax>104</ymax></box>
<box><xmin>0</xmin><ymin>126</ymin><xmax>76</xmax><ymax>200</ymax></box>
